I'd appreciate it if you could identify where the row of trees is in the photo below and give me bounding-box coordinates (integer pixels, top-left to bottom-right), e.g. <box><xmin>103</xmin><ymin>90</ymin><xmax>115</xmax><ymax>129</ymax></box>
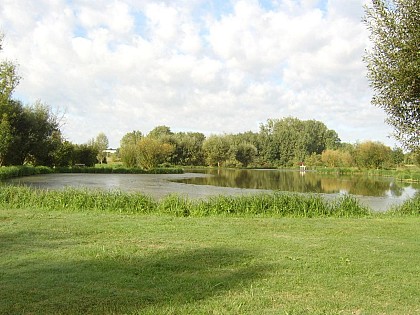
<box><xmin>117</xmin><ymin>119</ymin><xmax>415</xmax><ymax>170</ymax></box>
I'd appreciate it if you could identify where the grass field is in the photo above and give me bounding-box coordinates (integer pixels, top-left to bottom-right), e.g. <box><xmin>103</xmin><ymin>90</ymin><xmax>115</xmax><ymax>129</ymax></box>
<box><xmin>1</xmin><ymin>208</ymin><xmax>419</xmax><ymax>314</ymax></box>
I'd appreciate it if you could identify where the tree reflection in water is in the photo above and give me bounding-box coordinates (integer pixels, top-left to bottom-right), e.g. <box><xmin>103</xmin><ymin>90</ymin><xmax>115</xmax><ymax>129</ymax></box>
<box><xmin>178</xmin><ymin>169</ymin><xmax>419</xmax><ymax>197</ymax></box>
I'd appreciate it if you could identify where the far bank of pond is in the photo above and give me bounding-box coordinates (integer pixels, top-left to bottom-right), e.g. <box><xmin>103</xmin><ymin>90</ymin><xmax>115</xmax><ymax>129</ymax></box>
<box><xmin>3</xmin><ymin>168</ymin><xmax>418</xmax><ymax>212</ymax></box>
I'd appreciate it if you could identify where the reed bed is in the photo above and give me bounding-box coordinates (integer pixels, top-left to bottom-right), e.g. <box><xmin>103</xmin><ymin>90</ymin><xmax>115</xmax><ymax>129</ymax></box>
<box><xmin>0</xmin><ymin>165</ymin><xmax>183</xmax><ymax>180</ymax></box>
<box><xmin>0</xmin><ymin>185</ymin><xmax>383</xmax><ymax>217</ymax></box>
<box><xmin>0</xmin><ymin>186</ymin><xmax>157</xmax><ymax>214</ymax></box>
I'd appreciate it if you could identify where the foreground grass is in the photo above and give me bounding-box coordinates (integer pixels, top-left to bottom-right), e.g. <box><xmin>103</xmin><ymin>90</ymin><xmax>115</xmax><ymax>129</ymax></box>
<box><xmin>1</xmin><ymin>208</ymin><xmax>419</xmax><ymax>314</ymax></box>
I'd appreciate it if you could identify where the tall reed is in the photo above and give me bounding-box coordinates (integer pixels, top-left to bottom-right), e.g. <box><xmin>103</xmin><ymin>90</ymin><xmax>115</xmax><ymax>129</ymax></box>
<box><xmin>0</xmin><ymin>185</ymin><xmax>376</xmax><ymax>217</ymax></box>
<box><xmin>387</xmin><ymin>193</ymin><xmax>420</xmax><ymax>216</ymax></box>
<box><xmin>0</xmin><ymin>186</ymin><xmax>157</xmax><ymax>214</ymax></box>
<box><xmin>189</xmin><ymin>193</ymin><xmax>369</xmax><ymax>217</ymax></box>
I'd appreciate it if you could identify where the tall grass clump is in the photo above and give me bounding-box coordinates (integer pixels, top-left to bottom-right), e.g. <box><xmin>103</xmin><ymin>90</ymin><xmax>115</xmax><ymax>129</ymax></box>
<box><xmin>157</xmin><ymin>194</ymin><xmax>192</xmax><ymax>217</ymax></box>
<box><xmin>328</xmin><ymin>194</ymin><xmax>371</xmax><ymax>217</ymax></box>
<box><xmin>0</xmin><ymin>186</ymin><xmax>376</xmax><ymax>217</ymax></box>
<box><xmin>0</xmin><ymin>186</ymin><xmax>157</xmax><ymax>214</ymax></box>
<box><xmin>190</xmin><ymin>193</ymin><xmax>370</xmax><ymax>217</ymax></box>
<box><xmin>387</xmin><ymin>194</ymin><xmax>420</xmax><ymax>216</ymax></box>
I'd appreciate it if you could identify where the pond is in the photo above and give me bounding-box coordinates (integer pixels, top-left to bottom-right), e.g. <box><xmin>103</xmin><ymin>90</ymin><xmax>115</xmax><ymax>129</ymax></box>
<box><xmin>3</xmin><ymin>169</ymin><xmax>419</xmax><ymax>211</ymax></box>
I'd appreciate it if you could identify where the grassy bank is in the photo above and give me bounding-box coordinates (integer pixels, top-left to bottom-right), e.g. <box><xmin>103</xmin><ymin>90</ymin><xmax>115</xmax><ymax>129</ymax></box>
<box><xmin>0</xmin><ymin>185</ymin><xmax>377</xmax><ymax>217</ymax></box>
<box><xmin>0</xmin><ymin>165</ymin><xmax>183</xmax><ymax>180</ymax></box>
<box><xmin>0</xmin><ymin>209</ymin><xmax>419</xmax><ymax>314</ymax></box>
<box><xmin>1</xmin><ymin>185</ymin><xmax>419</xmax><ymax>217</ymax></box>
<box><xmin>0</xmin><ymin>165</ymin><xmax>53</xmax><ymax>179</ymax></box>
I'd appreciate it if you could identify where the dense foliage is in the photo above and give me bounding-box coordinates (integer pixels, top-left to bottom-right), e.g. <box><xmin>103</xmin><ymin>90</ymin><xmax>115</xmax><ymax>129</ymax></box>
<box><xmin>118</xmin><ymin>122</ymin><xmax>416</xmax><ymax>169</ymax></box>
<box><xmin>364</xmin><ymin>0</ymin><xmax>420</xmax><ymax>152</ymax></box>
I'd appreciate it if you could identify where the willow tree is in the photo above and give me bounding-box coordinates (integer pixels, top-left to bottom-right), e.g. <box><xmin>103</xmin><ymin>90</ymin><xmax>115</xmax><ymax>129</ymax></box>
<box><xmin>0</xmin><ymin>33</ymin><xmax>20</xmax><ymax>103</ymax></box>
<box><xmin>364</xmin><ymin>0</ymin><xmax>419</xmax><ymax>152</ymax></box>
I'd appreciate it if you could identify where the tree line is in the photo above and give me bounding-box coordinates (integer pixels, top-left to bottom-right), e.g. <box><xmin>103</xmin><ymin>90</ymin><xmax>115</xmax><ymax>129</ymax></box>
<box><xmin>116</xmin><ymin>122</ymin><xmax>418</xmax><ymax>170</ymax></box>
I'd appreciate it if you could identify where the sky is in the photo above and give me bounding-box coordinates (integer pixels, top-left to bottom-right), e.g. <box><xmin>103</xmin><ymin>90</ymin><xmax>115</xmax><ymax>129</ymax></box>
<box><xmin>0</xmin><ymin>0</ymin><xmax>398</xmax><ymax>149</ymax></box>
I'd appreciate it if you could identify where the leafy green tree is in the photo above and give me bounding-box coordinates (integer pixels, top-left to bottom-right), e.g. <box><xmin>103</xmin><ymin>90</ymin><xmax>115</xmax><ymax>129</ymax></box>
<box><xmin>202</xmin><ymin>135</ymin><xmax>230</xmax><ymax>167</ymax></box>
<box><xmin>73</xmin><ymin>143</ymin><xmax>98</xmax><ymax>167</ymax></box>
<box><xmin>93</xmin><ymin>132</ymin><xmax>109</xmax><ymax>164</ymax></box>
<box><xmin>0</xmin><ymin>100</ymin><xmax>61</xmax><ymax>166</ymax></box>
<box><xmin>148</xmin><ymin>125</ymin><xmax>173</xmax><ymax>140</ymax></box>
<box><xmin>325</xmin><ymin>129</ymin><xmax>341</xmax><ymax>150</ymax></box>
<box><xmin>136</xmin><ymin>137</ymin><xmax>174</xmax><ymax>169</ymax></box>
<box><xmin>354</xmin><ymin>141</ymin><xmax>392</xmax><ymax>169</ymax></box>
<box><xmin>0</xmin><ymin>33</ymin><xmax>20</xmax><ymax>105</ymax></box>
<box><xmin>364</xmin><ymin>0</ymin><xmax>419</xmax><ymax>151</ymax></box>
<box><xmin>51</xmin><ymin>137</ymin><xmax>75</xmax><ymax>167</ymax></box>
<box><xmin>298</xmin><ymin>119</ymin><xmax>331</xmax><ymax>159</ymax></box>
<box><xmin>120</xmin><ymin>130</ymin><xmax>143</xmax><ymax>147</ymax></box>
<box><xmin>0</xmin><ymin>113</ymin><xmax>13</xmax><ymax>166</ymax></box>
<box><xmin>1</xmin><ymin>37</ymin><xmax>63</xmax><ymax>166</ymax></box>
<box><xmin>260</xmin><ymin>117</ymin><xmax>338</xmax><ymax>166</ymax></box>
<box><xmin>305</xmin><ymin>152</ymin><xmax>323</xmax><ymax>167</ymax></box>
<box><xmin>234</xmin><ymin>143</ymin><xmax>257</xmax><ymax>167</ymax></box>
<box><xmin>321</xmin><ymin>149</ymin><xmax>342</xmax><ymax>168</ymax></box>
<box><xmin>391</xmin><ymin>147</ymin><xmax>404</xmax><ymax>167</ymax></box>
<box><xmin>260</xmin><ymin>117</ymin><xmax>301</xmax><ymax>166</ymax></box>
<box><xmin>120</xmin><ymin>130</ymin><xmax>143</xmax><ymax>167</ymax></box>
<box><xmin>22</xmin><ymin>101</ymin><xmax>61</xmax><ymax>166</ymax></box>
<box><xmin>170</xmin><ymin>132</ymin><xmax>205</xmax><ymax>166</ymax></box>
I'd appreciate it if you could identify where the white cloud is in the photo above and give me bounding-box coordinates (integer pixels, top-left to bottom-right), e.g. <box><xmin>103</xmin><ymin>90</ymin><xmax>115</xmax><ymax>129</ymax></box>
<box><xmin>0</xmin><ymin>0</ymin><xmax>396</xmax><ymax>148</ymax></box>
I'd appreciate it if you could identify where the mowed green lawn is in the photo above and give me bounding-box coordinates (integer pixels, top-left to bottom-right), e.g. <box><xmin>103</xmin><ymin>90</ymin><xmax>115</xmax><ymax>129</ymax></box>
<box><xmin>1</xmin><ymin>209</ymin><xmax>419</xmax><ymax>314</ymax></box>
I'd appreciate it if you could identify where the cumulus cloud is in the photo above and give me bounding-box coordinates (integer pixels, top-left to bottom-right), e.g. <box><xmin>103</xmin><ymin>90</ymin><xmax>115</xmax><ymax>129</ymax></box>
<box><xmin>0</xmin><ymin>0</ymin><xmax>395</xmax><ymax>148</ymax></box>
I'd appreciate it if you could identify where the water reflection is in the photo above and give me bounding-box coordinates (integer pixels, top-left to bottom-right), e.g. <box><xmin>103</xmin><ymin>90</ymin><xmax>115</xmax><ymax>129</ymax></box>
<box><xmin>2</xmin><ymin>170</ymin><xmax>418</xmax><ymax>211</ymax></box>
<box><xmin>176</xmin><ymin>169</ymin><xmax>419</xmax><ymax>198</ymax></box>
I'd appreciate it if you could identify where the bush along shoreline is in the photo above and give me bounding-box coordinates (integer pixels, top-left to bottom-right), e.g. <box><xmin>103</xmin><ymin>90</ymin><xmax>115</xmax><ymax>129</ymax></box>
<box><xmin>0</xmin><ymin>185</ymin><xmax>418</xmax><ymax>217</ymax></box>
<box><xmin>312</xmin><ymin>167</ymin><xmax>420</xmax><ymax>183</ymax></box>
<box><xmin>0</xmin><ymin>165</ymin><xmax>183</xmax><ymax>180</ymax></box>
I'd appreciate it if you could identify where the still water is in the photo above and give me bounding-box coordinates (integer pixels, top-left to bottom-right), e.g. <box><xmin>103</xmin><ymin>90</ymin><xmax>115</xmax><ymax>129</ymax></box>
<box><xmin>3</xmin><ymin>169</ymin><xmax>419</xmax><ymax>211</ymax></box>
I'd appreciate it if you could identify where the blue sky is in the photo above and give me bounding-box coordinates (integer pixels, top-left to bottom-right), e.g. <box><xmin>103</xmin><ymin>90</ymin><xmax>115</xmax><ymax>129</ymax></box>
<box><xmin>0</xmin><ymin>0</ymin><xmax>397</xmax><ymax>148</ymax></box>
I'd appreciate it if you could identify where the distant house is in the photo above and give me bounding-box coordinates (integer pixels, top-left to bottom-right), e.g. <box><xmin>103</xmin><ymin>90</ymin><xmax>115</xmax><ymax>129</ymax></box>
<box><xmin>103</xmin><ymin>148</ymin><xmax>117</xmax><ymax>155</ymax></box>
<box><xmin>103</xmin><ymin>148</ymin><xmax>118</xmax><ymax>163</ymax></box>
